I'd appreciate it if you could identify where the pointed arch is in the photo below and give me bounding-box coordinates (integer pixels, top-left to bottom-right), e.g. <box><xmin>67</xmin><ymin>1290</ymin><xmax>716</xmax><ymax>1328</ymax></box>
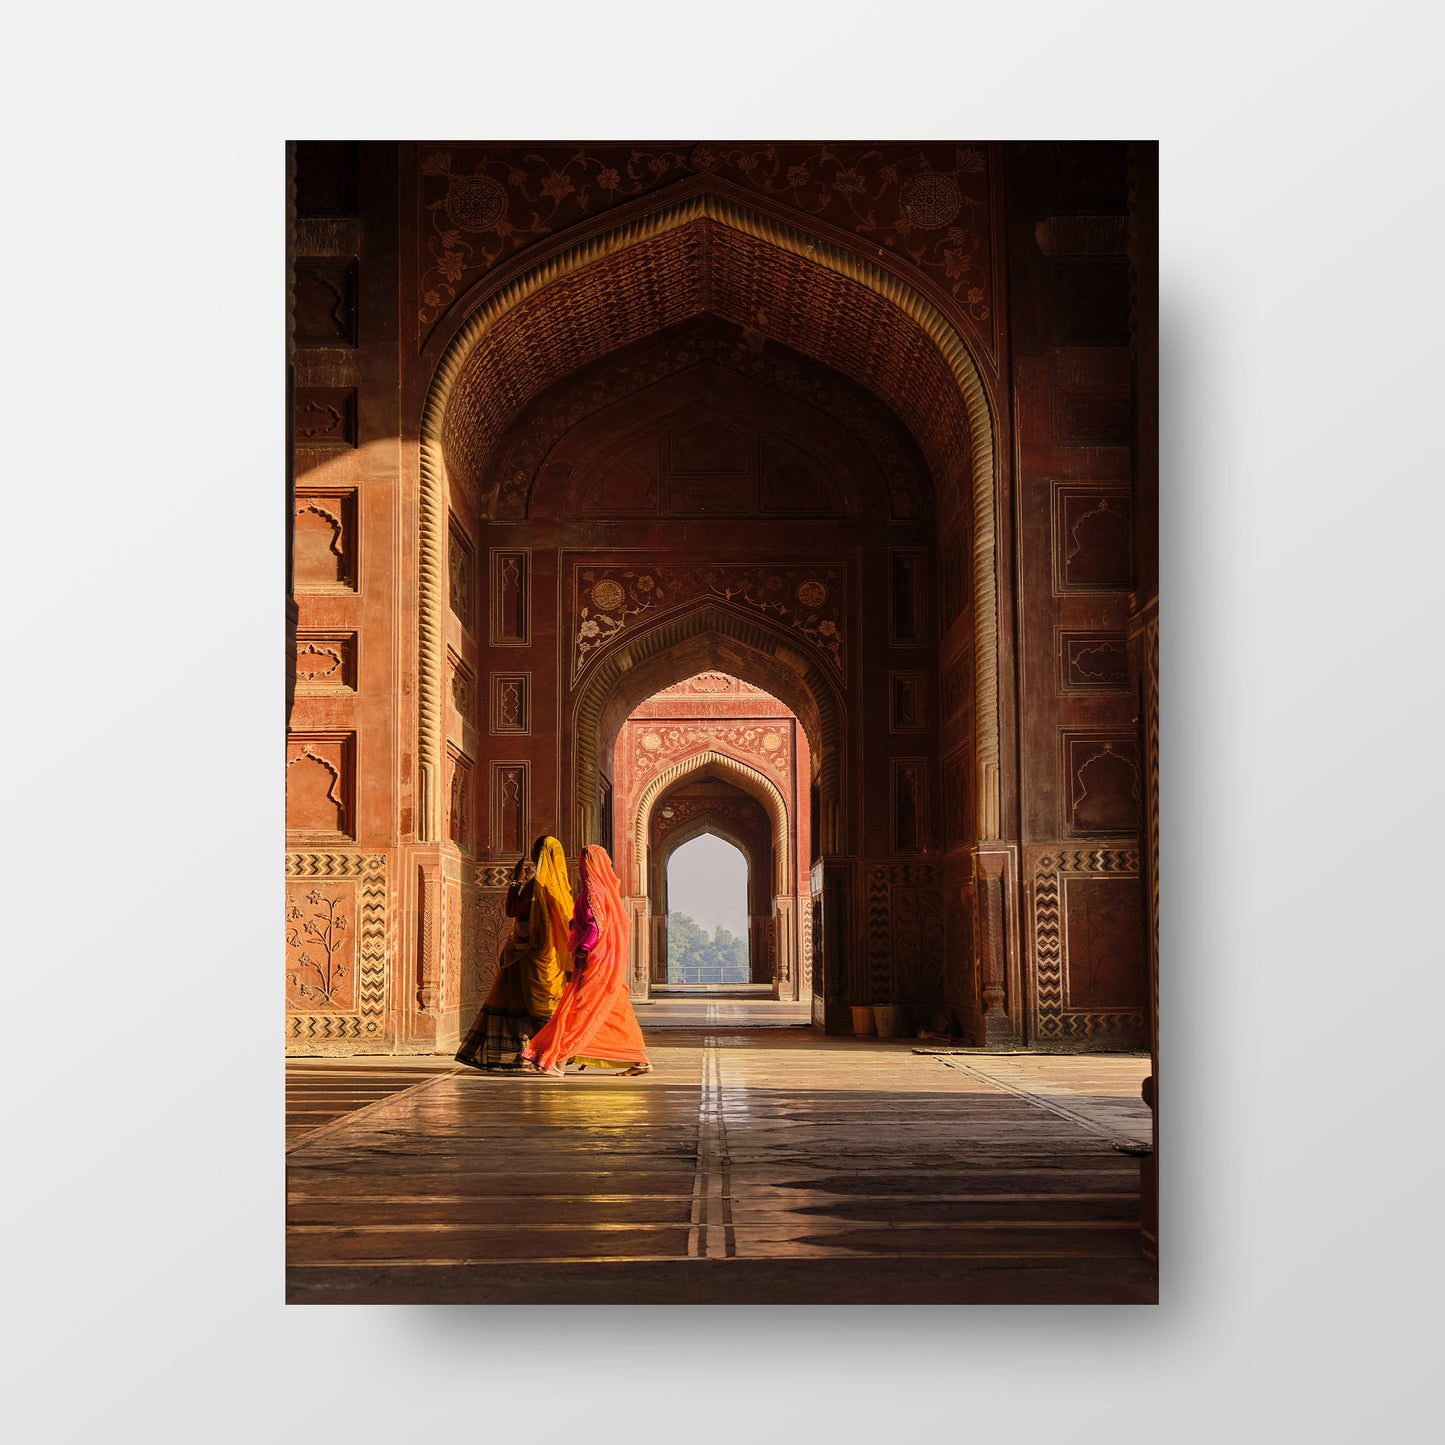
<box><xmin>572</xmin><ymin>601</ymin><xmax>840</xmax><ymax>854</ymax></box>
<box><xmin>632</xmin><ymin>749</ymin><xmax>790</xmax><ymax>897</ymax></box>
<box><xmin>416</xmin><ymin>186</ymin><xmax>1002</xmax><ymax>845</ymax></box>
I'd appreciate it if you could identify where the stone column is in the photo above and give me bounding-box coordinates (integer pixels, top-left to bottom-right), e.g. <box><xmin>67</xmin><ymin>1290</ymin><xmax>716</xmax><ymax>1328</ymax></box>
<box><xmin>408</xmin><ymin>860</ymin><xmax>443</xmax><ymax>1050</ymax></box>
<box><xmin>811</xmin><ymin>857</ymin><xmax>856</xmax><ymax>1033</ymax></box>
<box><xmin>975</xmin><ymin>849</ymin><xmax>1021</xmax><ymax>1047</ymax></box>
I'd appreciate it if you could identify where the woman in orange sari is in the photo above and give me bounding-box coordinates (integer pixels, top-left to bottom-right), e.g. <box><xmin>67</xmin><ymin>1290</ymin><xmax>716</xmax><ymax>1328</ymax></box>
<box><xmin>521</xmin><ymin>844</ymin><xmax>652</xmax><ymax>1078</ymax></box>
<box><xmin>455</xmin><ymin>835</ymin><xmax>574</xmax><ymax>1072</ymax></box>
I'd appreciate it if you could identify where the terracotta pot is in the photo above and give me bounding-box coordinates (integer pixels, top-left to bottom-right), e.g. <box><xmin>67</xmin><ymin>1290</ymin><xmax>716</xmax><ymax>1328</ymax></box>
<box><xmin>850</xmin><ymin>1005</ymin><xmax>876</xmax><ymax>1037</ymax></box>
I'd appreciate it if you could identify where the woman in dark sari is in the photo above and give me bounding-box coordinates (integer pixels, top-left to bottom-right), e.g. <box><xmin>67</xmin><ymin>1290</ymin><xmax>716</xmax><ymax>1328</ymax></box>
<box><xmin>455</xmin><ymin>835</ymin><xmax>574</xmax><ymax>1072</ymax></box>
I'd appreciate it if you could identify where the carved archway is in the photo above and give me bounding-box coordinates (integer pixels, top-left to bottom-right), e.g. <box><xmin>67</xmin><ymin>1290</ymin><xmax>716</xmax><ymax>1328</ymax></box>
<box><xmin>630</xmin><ymin>749</ymin><xmax>797</xmax><ymax>999</ymax></box>
<box><xmin>416</xmin><ymin>184</ymin><xmax>1000</xmax><ymax>849</ymax></box>
<box><xmin>633</xmin><ymin>749</ymin><xmax>790</xmax><ymax>894</ymax></box>
<box><xmin>652</xmin><ymin>807</ymin><xmax>773</xmax><ymax>988</ymax></box>
<box><xmin>577</xmin><ymin>603</ymin><xmax>838</xmax><ymax>858</ymax></box>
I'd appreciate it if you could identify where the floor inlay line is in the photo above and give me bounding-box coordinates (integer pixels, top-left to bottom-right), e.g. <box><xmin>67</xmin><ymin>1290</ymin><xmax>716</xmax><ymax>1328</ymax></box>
<box><xmin>286</xmin><ymin>1066</ymin><xmax>464</xmax><ymax>1152</ymax></box>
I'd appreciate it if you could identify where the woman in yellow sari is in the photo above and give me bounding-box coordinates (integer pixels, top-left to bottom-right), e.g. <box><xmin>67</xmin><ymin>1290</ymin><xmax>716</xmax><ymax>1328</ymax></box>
<box><xmin>455</xmin><ymin>835</ymin><xmax>574</xmax><ymax>1072</ymax></box>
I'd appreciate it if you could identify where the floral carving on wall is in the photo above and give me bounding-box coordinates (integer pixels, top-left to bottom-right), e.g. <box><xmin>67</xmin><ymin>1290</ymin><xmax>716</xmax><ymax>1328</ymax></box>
<box><xmin>656</xmin><ymin>672</ymin><xmax>771</xmax><ymax>698</ymax></box>
<box><xmin>631</xmin><ymin>722</ymin><xmax>791</xmax><ymax>781</ymax></box>
<box><xmin>573</xmin><ymin>562</ymin><xmax>845</xmax><ymax>683</ymax></box>
<box><xmin>286</xmin><ymin>888</ymin><xmax>354</xmax><ymax>1009</ymax></box>
<box><xmin>415</xmin><ymin>143</ymin><xmax>995</xmax><ymax>359</ymax></box>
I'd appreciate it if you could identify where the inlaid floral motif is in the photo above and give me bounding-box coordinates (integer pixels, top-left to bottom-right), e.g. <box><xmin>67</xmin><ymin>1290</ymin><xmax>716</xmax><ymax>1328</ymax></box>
<box><xmin>632</xmin><ymin>723</ymin><xmax>792</xmax><ymax>779</ymax></box>
<box><xmin>416</xmin><ymin>143</ymin><xmax>994</xmax><ymax>353</ymax></box>
<box><xmin>573</xmin><ymin>562</ymin><xmax>845</xmax><ymax>682</ymax></box>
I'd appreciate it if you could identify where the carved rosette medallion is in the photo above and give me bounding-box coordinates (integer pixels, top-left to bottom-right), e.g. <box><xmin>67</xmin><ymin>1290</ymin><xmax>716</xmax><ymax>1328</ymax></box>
<box><xmin>590</xmin><ymin>578</ymin><xmax>626</xmax><ymax>612</ymax></box>
<box><xmin>901</xmin><ymin>173</ymin><xmax>961</xmax><ymax>227</ymax></box>
<box><xmin>446</xmin><ymin>175</ymin><xmax>507</xmax><ymax>230</ymax></box>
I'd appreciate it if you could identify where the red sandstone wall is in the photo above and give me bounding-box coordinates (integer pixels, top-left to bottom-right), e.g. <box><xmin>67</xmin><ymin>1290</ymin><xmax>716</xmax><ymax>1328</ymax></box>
<box><xmin>286</xmin><ymin>143</ymin><xmax>408</xmax><ymax>1053</ymax></box>
<box><xmin>285</xmin><ymin>140</ymin><xmax>1153</xmax><ymax>1053</ymax></box>
<box><xmin>1002</xmin><ymin>142</ymin><xmax>1148</xmax><ymax>1049</ymax></box>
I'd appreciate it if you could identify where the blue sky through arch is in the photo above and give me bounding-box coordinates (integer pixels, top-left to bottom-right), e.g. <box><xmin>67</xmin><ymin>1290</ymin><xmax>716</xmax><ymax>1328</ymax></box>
<box><xmin>667</xmin><ymin>833</ymin><xmax>747</xmax><ymax>937</ymax></box>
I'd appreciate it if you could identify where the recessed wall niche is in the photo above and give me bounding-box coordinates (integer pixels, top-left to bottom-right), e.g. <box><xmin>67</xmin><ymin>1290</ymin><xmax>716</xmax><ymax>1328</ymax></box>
<box><xmin>293</xmin><ymin>490</ymin><xmax>357</xmax><ymax>590</ymax></box>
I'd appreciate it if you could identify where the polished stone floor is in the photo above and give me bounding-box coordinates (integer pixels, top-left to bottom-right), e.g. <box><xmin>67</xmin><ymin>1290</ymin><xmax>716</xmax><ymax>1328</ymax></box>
<box><xmin>286</xmin><ymin>1001</ymin><xmax>1156</xmax><ymax>1304</ymax></box>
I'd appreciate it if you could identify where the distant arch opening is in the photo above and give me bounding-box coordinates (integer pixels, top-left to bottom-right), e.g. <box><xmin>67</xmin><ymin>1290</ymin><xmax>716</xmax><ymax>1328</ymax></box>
<box><xmin>663</xmin><ymin>835</ymin><xmax>752</xmax><ymax>987</ymax></box>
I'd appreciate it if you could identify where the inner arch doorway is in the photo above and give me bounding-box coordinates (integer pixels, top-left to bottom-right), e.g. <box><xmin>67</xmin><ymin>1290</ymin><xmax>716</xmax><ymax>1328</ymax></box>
<box><xmin>662</xmin><ymin>834</ymin><xmax>755</xmax><ymax>987</ymax></box>
<box><xmin>614</xmin><ymin>671</ymin><xmax>810</xmax><ymax>1003</ymax></box>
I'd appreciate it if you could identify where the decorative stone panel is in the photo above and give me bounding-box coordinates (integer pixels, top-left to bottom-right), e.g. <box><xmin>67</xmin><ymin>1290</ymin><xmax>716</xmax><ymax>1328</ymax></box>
<box><xmin>866</xmin><ymin>863</ymin><xmax>944</xmax><ymax>1009</ymax></box>
<box><xmin>490</xmin><ymin>550</ymin><xmax>530</xmax><ymax>646</ymax></box>
<box><xmin>1029</xmin><ymin>847</ymin><xmax>1144</xmax><ymax>1047</ymax></box>
<box><xmin>415</xmin><ymin>143</ymin><xmax>995</xmax><ymax>360</ymax></box>
<box><xmin>293</xmin><ymin>489</ymin><xmax>356</xmax><ymax>590</ymax></box>
<box><xmin>295</xmin><ymin>633</ymin><xmax>356</xmax><ymax>692</ymax></box>
<box><xmin>942</xmin><ymin>747</ymin><xmax>970</xmax><ymax>849</ymax></box>
<box><xmin>1062</xmin><ymin>731</ymin><xmax>1142</xmax><ymax>836</ymax></box>
<box><xmin>489</xmin><ymin>761</ymin><xmax>529</xmax><ymax>858</ymax></box>
<box><xmin>293</xmin><ymin>386</ymin><xmax>357</xmax><ymax>447</ymax></box>
<box><xmin>891</xmin><ymin>760</ymin><xmax>927</xmax><ymax>854</ymax></box>
<box><xmin>285</xmin><ymin>851</ymin><xmax>387</xmax><ymax>1051</ymax></box>
<box><xmin>293</xmin><ymin>258</ymin><xmax>357</xmax><ymax>347</ymax></box>
<box><xmin>448</xmin><ymin>651</ymin><xmax>477</xmax><ymax>729</ymax></box>
<box><xmin>489</xmin><ymin>672</ymin><xmax>529</xmax><ymax>734</ymax></box>
<box><xmin>942</xmin><ymin>655</ymin><xmax>970</xmax><ymax>721</ymax></box>
<box><xmin>1052</xmin><ymin>484</ymin><xmax>1133</xmax><ymax>593</ymax></box>
<box><xmin>447</xmin><ymin>748</ymin><xmax>473</xmax><ymax>851</ymax></box>
<box><xmin>890</xmin><ymin>672</ymin><xmax>926</xmax><ymax>733</ymax></box>
<box><xmin>632</xmin><ymin>722</ymin><xmax>791</xmax><ymax>783</ymax></box>
<box><xmin>286</xmin><ymin>733</ymin><xmax>354</xmax><ymax>839</ymax></box>
<box><xmin>889</xmin><ymin>548</ymin><xmax>925</xmax><ymax>645</ymax></box>
<box><xmin>572</xmin><ymin>561</ymin><xmax>846</xmax><ymax>683</ymax></box>
<box><xmin>1058</xmin><ymin>630</ymin><xmax>1130</xmax><ymax>693</ymax></box>
<box><xmin>448</xmin><ymin>519</ymin><xmax>475</xmax><ymax>629</ymax></box>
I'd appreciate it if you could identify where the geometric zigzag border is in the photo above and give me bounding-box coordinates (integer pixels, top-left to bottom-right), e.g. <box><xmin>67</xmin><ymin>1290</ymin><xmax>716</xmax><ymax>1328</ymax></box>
<box><xmin>1030</xmin><ymin>846</ymin><xmax>1143</xmax><ymax>1046</ymax></box>
<box><xmin>285</xmin><ymin>851</ymin><xmax>388</xmax><ymax>1050</ymax></box>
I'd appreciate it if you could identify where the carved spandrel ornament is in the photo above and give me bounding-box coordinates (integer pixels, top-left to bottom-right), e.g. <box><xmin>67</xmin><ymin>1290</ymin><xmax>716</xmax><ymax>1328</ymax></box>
<box><xmin>633</xmin><ymin>722</ymin><xmax>790</xmax><ymax>780</ymax></box>
<box><xmin>573</xmin><ymin>563</ymin><xmax>845</xmax><ymax>683</ymax></box>
<box><xmin>416</xmin><ymin>144</ymin><xmax>994</xmax><ymax>353</ymax></box>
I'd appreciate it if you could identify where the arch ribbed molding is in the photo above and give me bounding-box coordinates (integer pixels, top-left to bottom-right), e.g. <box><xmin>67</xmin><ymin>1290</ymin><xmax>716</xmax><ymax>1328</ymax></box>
<box><xmin>418</xmin><ymin>190</ymin><xmax>1001</xmax><ymax>844</ymax></box>
<box><xmin>573</xmin><ymin>603</ymin><xmax>840</xmax><ymax>853</ymax></box>
<box><xmin>633</xmin><ymin>751</ymin><xmax>789</xmax><ymax>897</ymax></box>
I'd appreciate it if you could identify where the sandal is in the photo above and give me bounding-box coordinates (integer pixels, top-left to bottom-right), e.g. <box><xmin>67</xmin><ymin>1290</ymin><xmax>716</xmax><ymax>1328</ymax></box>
<box><xmin>619</xmin><ymin>1064</ymin><xmax>653</xmax><ymax>1076</ymax></box>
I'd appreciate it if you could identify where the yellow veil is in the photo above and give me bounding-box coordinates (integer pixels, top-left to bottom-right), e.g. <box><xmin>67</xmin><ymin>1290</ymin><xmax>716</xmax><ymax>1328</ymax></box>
<box><xmin>532</xmin><ymin>836</ymin><xmax>575</xmax><ymax>973</ymax></box>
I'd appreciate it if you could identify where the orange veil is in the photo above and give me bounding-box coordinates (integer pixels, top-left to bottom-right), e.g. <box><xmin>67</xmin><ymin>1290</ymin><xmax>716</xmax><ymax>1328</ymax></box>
<box><xmin>524</xmin><ymin>844</ymin><xmax>648</xmax><ymax>1071</ymax></box>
